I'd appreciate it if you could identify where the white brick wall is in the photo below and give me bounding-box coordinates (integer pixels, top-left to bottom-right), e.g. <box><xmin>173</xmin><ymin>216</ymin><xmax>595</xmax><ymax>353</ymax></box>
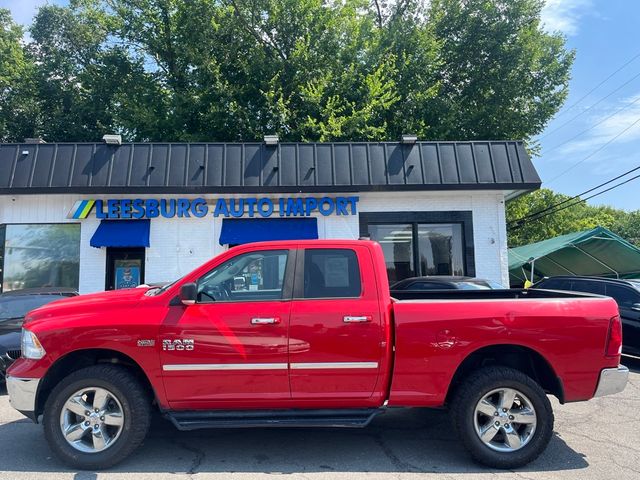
<box><xmin>0</xmin><ymin>191</ymin><xmax>510</xmax><ymax>293</ymax></box>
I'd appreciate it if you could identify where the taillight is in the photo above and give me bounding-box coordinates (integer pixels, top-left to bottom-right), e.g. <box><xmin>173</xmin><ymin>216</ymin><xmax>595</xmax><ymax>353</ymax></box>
<box><xmin>605</xmin><ymin>316</ymin><xmax>622</xmax><ymax>357</ymax></box>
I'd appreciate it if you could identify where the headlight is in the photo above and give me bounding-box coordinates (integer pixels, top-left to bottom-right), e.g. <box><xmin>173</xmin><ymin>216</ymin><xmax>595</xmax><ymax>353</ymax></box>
<box><xmin>21</xmin><ymin>328</ymin><xmax>46</xmax><ymax>360</ymax></box>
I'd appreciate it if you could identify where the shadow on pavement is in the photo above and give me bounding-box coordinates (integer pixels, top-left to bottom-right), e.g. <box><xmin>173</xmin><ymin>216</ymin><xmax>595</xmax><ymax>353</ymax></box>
<box><xmin>0</xmin><ymin>407</ymin><xmax>588</xmax><ymax>475</ymax></box>
<box><xmin>623</xmin><ymin>355</ymin><xmax>640</xmax><ymax>373</ymax></box>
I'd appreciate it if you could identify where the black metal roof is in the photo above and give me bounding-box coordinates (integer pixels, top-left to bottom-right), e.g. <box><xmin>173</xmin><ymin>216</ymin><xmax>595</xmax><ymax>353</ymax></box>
<box><xmin>0</xmin><ymin>141</ymin><xmax>540</xmax><ymax>195</ymax></box>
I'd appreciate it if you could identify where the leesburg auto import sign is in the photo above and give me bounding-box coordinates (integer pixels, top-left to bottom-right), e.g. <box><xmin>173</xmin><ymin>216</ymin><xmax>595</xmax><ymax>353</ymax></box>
<box><xmin>67</xmin><ymin>196</ymin><xmax>359</xmax><ymax>219</ymax></box>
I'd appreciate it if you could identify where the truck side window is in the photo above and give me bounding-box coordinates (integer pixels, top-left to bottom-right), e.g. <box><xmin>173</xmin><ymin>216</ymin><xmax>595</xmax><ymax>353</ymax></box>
<box><xmin>303</xmin><ymin>249</ymin><xmax>361</xmax><ymax>299</ymax></box>
<box><xmin>197</xmin><ymin>250</ymin><xmax>289</xmax><ymax>302</ymax></box>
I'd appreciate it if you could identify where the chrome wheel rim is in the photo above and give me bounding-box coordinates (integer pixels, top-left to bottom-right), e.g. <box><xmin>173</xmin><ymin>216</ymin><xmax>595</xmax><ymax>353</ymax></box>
<box><xmin>59</xmin><ymin>387</ymin><xmax>124</xmax><ymax>453</ymax></box>
<box><xmin>473</xmin><ymin>387</ymin><xmax>537</xmax><ymax>452</ymax></box>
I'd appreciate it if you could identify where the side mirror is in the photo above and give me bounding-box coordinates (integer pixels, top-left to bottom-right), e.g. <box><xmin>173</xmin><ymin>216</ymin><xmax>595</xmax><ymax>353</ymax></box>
<box><xmin>631</xmin><ymin>303</ymin><xmax>640</xmax><ymax>312</ymax></box>
<box><xmin>179</xmin><ymin>283</ymin><xmax>197</xmax><ymax>306</ymax></box>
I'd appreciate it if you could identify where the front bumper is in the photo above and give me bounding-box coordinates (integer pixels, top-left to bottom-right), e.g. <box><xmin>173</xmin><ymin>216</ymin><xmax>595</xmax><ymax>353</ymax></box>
<box><xmin>6</xmin><ymin>376</ymin><xmax>40</xmax><ymax>419</ymax></box>
<box><xmin>594</xmin><ymin>365</ymin><xmax>629</xmax><ymax>397</ymax></box>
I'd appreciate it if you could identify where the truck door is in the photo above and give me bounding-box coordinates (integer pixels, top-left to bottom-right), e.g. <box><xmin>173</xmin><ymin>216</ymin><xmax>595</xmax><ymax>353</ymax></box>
<box><xmin>288</xmin><ymin>246</ymin><xmax>384</xmax><ymax>402</ymax></box>
<box><xmin>160</xmin><ymin>248</ymin><xmax>294</xmax><ymax>408</ymax></box>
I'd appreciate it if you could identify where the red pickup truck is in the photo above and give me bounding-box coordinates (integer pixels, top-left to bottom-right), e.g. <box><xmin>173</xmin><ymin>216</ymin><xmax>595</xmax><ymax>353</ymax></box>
<box><xmin>7</xmin><ymin>240</ymin><xmax>628</xmax><ymax>470</ymax></box>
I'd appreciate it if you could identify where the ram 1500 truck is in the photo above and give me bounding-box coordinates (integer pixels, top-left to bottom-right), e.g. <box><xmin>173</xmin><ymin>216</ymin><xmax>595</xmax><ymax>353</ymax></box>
<box><xmin>7</xmin><ymin>240</ymin><xmax>629</xmax><ymax>470</ymax></box>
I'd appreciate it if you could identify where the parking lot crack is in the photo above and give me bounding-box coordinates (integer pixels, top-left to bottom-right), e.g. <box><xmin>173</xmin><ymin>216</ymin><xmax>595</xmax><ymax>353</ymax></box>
<box><xmin>372</xmin><ymin>432</ymin><xmax>424</xmax><ymax>473</ymax></box>
<box><xmin>174</xmin><ymin>440</ymin><xmax>206</xmax><ymax>477</ymax></box>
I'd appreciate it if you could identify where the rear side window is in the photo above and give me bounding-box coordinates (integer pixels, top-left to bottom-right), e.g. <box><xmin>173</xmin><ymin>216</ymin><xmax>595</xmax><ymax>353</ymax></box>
<box><xmin>572</xmin><ymin>280</ymin><xmax>605</xmax><ymax>295</ymax></box>
<box><xmin>303</xmin><ymin>249</ymin><xmax>361</xmax><ymax>298</ymax></box>
<box><xmin>409</xmin><ymin>282</ymin><xmax>455</xmax><ymax>290</ymax></box>
<box><xmin>605</xmin><ymin>284</ymin><xmax>639</xmax><ymax>308</ymax></box>
<box><xmin>537</xmin><ymin>278</ymin><xmax>572</xmax><ymax>290</ymax></box>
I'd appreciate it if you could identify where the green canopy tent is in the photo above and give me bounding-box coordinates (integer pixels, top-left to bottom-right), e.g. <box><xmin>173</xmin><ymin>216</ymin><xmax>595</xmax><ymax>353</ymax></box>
<box><xmin>508</xmin><ymin>226</ymin><xmax>640</xmax><ymax>286</ymax></box>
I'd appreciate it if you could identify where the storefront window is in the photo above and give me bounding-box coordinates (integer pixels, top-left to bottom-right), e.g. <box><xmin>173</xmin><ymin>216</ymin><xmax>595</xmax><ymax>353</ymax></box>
<box><xmin>367</xmin><ymin>224</ymin><xmax>416</xmax><ymax>282</ymax></box>
<box><xmin>368</xmin><ymin>221</ymin><xmax>466</xmax><ymax>281</ymax></box>
<box><xmin>1</xmin><ymin>224</ymin><xmax>81</xmax><ymax>292</ymax></box>
<box><xmin>417</xmin><ymin>224</ymin><xmax>464</xmax><ymax>276</ymax></box>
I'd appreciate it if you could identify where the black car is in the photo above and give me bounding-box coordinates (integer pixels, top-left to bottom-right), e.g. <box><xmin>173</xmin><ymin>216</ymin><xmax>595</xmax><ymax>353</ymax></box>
<box><xmin>391</xmin><ymin>276</ymin><xmax>504</xmax><ymax>291</ymax></box>
<box><xmin>0</xmin><ymin>288</ymin><xmax>77</xmax><ymax>381</ymax></box>
<box><xmin>533</xmin><ymin>276</ymin><xmax>640</xmax><ymax>357</ymax></box>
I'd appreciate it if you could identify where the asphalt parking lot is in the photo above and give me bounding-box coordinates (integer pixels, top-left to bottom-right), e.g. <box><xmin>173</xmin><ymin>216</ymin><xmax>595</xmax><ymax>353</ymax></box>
<box><xmin>0</xmin><ymin>358</ymin><xmax>639</xmax><ymax>480</ymax></box>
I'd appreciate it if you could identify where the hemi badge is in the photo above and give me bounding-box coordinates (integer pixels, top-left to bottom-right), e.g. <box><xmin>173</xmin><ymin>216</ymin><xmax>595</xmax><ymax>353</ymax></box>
<box><xmin>137</xmin><ymin>339</ymin><xmax>155</xmax><ymax>347</ymax></box>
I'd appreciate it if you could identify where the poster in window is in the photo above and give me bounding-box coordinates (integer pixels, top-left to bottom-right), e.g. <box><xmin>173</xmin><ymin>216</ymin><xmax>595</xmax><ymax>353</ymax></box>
<box><xmin>115</xmin><ymin>261</ymin><xmax>141</xmax><ymax>289</ymax></box>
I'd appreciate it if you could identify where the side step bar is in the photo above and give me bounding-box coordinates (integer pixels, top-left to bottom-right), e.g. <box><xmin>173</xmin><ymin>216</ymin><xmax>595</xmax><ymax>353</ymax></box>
<box><xmin>165</xmin><ymin>408</ymin><xmax>385</xmax><ymax>431</ymax></box>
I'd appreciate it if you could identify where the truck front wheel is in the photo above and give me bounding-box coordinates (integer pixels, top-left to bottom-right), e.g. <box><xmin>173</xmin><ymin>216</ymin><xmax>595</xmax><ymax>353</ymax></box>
<box><xmin>43</xmin><ymin>365</ymin><xmax>151</xmax><ymax>469</ymax></box>
<box><xmin>451</xmin><ymin>366</ymin><xmax>554</xmax><ymax>469</ymax></box>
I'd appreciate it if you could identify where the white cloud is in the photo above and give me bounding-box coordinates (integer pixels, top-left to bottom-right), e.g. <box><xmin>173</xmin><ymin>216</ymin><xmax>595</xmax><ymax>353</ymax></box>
<box><xmin>540</xmin><ymin>0</ymin><xmax>594</xmax><ymax>36</ymax></box>
<box><xmin>557</xmin><ymin>93</ymin><xmax>640</xmax><ymax>155</ymax></box>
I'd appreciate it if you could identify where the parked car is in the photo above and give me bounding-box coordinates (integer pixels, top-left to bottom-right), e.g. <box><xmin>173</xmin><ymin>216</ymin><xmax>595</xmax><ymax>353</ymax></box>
<box><xmin>533</xmin><ymin>276</ymin><xmax>640</xmax><ymax>357</ymax></box>
<box><xmin>391</xmin><ymin>276</ymin><xmax>504</xmax><ymax>291</ymax></box>
<box><xmin>6</xmin><ymin>240</ymin><xmax>627</xmax><ymax>470</ymax></box>
<box><xmin>0</xmin><ymin>288</ymin><xmax>78</xmax><ymax>381</ymax></box>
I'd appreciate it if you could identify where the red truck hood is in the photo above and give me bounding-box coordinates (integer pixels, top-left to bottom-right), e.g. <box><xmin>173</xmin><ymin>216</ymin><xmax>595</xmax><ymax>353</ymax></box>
<box><xmin>24</xmin><ymin>288</ymin><xmax>150</xmax><ymax>328</ymax></box>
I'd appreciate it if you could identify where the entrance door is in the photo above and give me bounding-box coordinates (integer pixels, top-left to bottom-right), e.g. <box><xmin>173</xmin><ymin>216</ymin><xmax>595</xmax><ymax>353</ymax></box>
<box><xmin>161</xmin><ymin>248</ymin><xmax>294</xmax><ymax>408</ymax></box>
<box><xmin>105</xmin><ymin>248</ymin><xmax>145</xmax><ymax>290</ymax></box>
<box><xmin>289</xmin><ymin>247</ymin><xmax>384</xmax><ymax>403</ymax></box>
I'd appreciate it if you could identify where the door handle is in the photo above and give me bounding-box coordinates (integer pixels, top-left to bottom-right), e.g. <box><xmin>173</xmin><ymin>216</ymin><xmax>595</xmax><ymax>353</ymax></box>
<box><xmin>343</xmin><ymin>315</ymin><xmax>372</xmax><ymax>323</ymax></box>
<box><xmin>251</xmin><ymin>317</ymin><xmax>280</xmax><ymax>325</ymax></box>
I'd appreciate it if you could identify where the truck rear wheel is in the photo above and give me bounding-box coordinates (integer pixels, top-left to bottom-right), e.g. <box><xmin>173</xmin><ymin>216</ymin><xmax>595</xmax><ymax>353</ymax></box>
<box><xmin>43</xmin><ymin>365</ymin><xmax>151</xmax><ymax>469</ymax></box>
<box><xmin>450</xmin><ymin>366</ymin><xmax>554</xmax><ymax>469</ymax></box>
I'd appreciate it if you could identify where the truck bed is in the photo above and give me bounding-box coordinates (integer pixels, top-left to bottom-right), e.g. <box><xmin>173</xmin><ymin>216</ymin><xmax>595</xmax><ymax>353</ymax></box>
<box><xmin>387</xmin><ymin>288</ymin><xmax>619</xmax><ymax>407</ymax></box>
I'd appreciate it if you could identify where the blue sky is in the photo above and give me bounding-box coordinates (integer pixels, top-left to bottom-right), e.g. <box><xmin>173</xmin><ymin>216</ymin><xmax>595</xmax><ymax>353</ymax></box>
<box><xmin>538</xmin><ymin>0</ymin><xmax>640</xmax><ymax>211</ymax></box>
<box><xmin>2</xmin><ymin>1</ymin><xmax>639</xmax><ymax>211</ymax></box>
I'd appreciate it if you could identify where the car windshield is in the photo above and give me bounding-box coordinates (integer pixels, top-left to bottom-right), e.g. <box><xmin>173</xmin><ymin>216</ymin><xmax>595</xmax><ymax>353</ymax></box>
<box><xmin>0</xmin><ymin>295</ymin><xmax>66</xmax><ymax>321</ymax></box>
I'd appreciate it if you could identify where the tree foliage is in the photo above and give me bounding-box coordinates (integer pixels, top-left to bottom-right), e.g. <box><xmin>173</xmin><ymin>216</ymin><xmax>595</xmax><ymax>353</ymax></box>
<box><xmin>0</xmin><ymin>9</ymin><xmax>39</xmax><ymax>142</ymax></box>
<box><xmin>0</xmin><ymin>0</ymin><xmax>573</xmax><ymax>143</ymax></box>
<box><xmin>507</xmin><ymin>189</ymin><xmax>640</xmax><ymax>247</ymax></box>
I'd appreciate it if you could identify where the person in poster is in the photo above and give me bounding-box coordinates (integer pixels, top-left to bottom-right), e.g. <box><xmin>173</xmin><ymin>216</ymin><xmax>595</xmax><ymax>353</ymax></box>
<box><xmin>115</xmin><ymin>265</ymin><xmax>140</xmax><ymax>289</ymax></box>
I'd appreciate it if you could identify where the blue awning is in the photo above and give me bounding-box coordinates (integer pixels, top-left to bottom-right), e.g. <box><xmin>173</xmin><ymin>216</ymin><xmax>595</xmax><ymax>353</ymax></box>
<box><xmin>219</xmin><ymin>218</ymin><xmax>318</xmax><ymax>245</ymax></box>
<box><xmin>90</xmin><ymin>219</ymin><xmax>151</xmax><ymax>248</ymax></box>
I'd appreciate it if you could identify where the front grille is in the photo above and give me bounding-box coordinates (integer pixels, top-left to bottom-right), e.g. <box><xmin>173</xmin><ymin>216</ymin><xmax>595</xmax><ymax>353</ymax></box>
<box><xmin>6</xmin><ymin>350</ymin><xmax>21</xmax><ymax>360</ymax></box>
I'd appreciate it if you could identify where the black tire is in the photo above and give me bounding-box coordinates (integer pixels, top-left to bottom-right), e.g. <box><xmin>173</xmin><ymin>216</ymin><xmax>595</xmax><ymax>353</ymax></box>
<box><xmin>450</xmin><ymin>366</ymin><xmax>554</xmax><ymax>469</ymax></box>
<box><xmin>43</xmin><ymin>365</ymin><xmax>152</xmax><ymax>470</ymax></box>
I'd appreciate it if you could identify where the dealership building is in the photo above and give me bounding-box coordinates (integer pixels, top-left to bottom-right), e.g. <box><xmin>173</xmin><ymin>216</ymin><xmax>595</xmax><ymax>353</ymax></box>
<box><xmin>0</xmin><ymin>140</ymin><xmax>540</xmax><ymax>294</ymax></box>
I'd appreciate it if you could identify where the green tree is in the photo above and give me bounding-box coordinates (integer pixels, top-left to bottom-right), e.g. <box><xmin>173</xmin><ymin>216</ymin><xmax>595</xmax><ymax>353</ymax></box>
<box><xmin>507</xmin><ymin>189</ymin><xmax>640</xmax><ymax>247</ymax></box>
<box><xmin>0</xmin><ymin>9</ymin><xmax>39</xmax><ymax>142</ymax></box>
<box><xmin>1</xmin><ymin>0</ymin><xmax>574</xmax><ymax>143</ymax></box>
<box><xmin>428</xmin><ymin>0</ymin><xmax>574</xmax><ymax>141</ymax></box>
<box><xmin>26</xmin><ymin>5</ymin><xmax>161</xmax><ymax>141</ymax></box>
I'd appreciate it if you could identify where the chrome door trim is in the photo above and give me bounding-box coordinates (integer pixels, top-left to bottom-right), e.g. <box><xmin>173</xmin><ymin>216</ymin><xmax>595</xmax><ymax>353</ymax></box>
<box><xmin>163</xmin><ymin>363</ymin><xmax>288</xmax><ymax>371</ymax></box>
<box><xmin>290</xmin><ymin>362</ymin><xmax>379</xmax><ymax>370</ymax></box>
<box><xmin>162</xmin><ymin>362</ymin><xmax>380</xmax><ymax>371</ymax></box>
